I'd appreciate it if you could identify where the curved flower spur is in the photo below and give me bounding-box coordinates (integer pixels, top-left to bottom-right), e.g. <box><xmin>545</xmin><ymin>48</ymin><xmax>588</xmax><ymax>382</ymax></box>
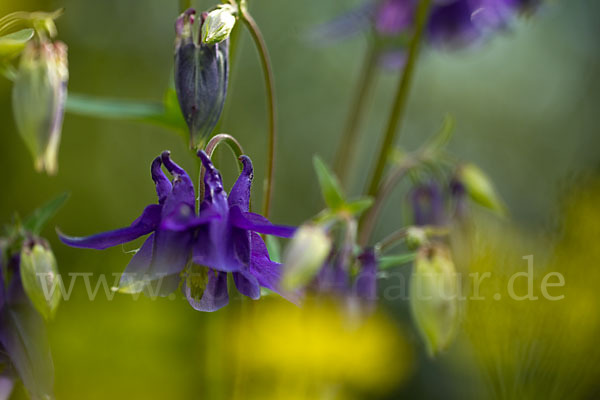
<box><xmin>58</xmin><ymin>151</ymin><xmax>295</xmax><ymax>311</ymax></box>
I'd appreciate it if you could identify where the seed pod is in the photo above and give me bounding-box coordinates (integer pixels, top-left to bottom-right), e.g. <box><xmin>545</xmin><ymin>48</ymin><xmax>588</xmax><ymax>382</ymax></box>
<box><xmin>12</xmin><ymin>39</ymin><xmax>68</xmax><ymax>175</ymax></box>
<box><xmin>282</xmin><ymin>224</ymin><xmax>332</xmax><ymax>291</ymax></box>
<box><xmin>410</xmin><ymin>243</ymin><xmax>460</xmax><ymax>356</ymax></box>
<box><xmin>174</xmin><ymin>9</ymin><xmax>229</xmax><ymax>148</ymax></box>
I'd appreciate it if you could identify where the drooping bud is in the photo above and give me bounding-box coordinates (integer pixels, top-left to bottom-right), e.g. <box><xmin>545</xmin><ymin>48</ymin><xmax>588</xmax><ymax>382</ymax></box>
<box><xmin>410</xmin><ymin>244</ymin><xmax>460</xmax><ymax>356</ymax></box>
<box><xmin>456</xmin><ymin>163</ymin><xmax>507</xmax><ymax>215</ymax></box>
<box><xmin>12</xmin><ymin>39</ymin><xmax>68</xmax><ymax>175</ymax></box>
<box><xmin>19</xmin><ymin>238</ymin><xmax>61</xmax><ymax>321</ymax></box>
<box><xmin>282</xmin><ymin>224</ymin><xmax>332</xmax><ymax>291</ymax></box>
<box><xmin>201</xmin><ymin>5</ymin><xmax>237</xmax><ymax>45</ymax></box>
<box><xmin>174</xmin><ymin>8</ymin><xmax>229</xmax><ymax>148</ymax></box>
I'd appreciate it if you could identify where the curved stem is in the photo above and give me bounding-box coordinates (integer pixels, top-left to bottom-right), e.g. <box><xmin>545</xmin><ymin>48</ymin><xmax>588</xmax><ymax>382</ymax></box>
<box><xmin>333</xmin><ymin>40</ymin><xmax>378</xmax><ymax>188</ymax></box>
<box><xmin>359</xmin><ymin>0</ymin><xmax>431</xmax><ymax>243</ymax></box>
<box><xmin>240</xmin><ymin>10</ymin><xmax>277</xmax><ymax>219</ymax></box>
<box><xmin>197</xmin><ymin>133</ymin><xmax>245</xmax><ymax>213</ymax></box>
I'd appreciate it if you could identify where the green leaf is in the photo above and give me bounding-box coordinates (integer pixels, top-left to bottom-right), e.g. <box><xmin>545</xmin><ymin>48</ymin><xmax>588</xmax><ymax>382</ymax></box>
<box><xmin>0</xmin><ymin>28</ymin><xmax>34</xmax><ymax>61</ymax></box>
<box><xmin>265</xmin><ymin>235</ymin><xmax>281</xmax><ymax>263</ymax></box>
<box><xmin>379</xmin><ymin>253</ymin><xmax>417</xmax><ymax>270</ymax></box>
<box><xmin>19</xmin><ymin>244</ymin><xmax>61</xmax><ymax>321</ymax></box>
<box><xmin>313</xmin><ymin>155</ymin><xmax>345</xmax><ymax>210</ymax></box>
<box><xmin>344</xmin><ymin>197</ymin><xmax>373</xmax><ymax>217</ymax></box>
<box><xmin>23</xmin><ymin>192</ymin><xmax>69</xmax><ymax>234</ymax></box>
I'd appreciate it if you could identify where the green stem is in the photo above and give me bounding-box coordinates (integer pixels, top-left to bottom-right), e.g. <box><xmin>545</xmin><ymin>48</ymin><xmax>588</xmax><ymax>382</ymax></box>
<box><xmin>359</xmin><ymin>0</ymin><xmax>431</xmax><ymax>242</ymax></box>
<box><xmin>363</xmin><ymin>0</ymin><xmax>431</xmax><ymax>199</ymax></box>
<box><xmin>241</xmin><ymin>10</ymin><xmax>277</xmax><ymax>219</ymax></box>
<box><xmin>197</xmin><ymin>134</ymin><xmax>245</xmax><ymax>213</ymax></box>
<box><xmin>333</xmin><ymin>40</ymin><xmax>378</xmax><ymax>188</ymax></box>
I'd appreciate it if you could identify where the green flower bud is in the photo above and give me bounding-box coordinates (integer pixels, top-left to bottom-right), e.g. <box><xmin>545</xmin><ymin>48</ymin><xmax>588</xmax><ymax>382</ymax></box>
<box><xmin>282</xmin><ymin>224</ymin><xmax>332</xmax><ymax>291</ymax></box>
<box><xmin>410</xmin><ymin>244</ymin><xmax>460</xmax><ymax>356</ymax></box>
<box><xmin>201</xmin><ymin>5</ymin><xmax>237</xmax><ymax>45</ymax></box>
<box><xmin>12</xmin><ymin>39</ymin><xmax>68</xmax><ymax>175</ymax></box>
<box><xmin>458</xmin><ymin>163</ymin><xmax>507</xmax><ymax>215</ymax></box>
<box><xmin>19</xmin><ymin>239</ymin><xmax>61</xmax><ymax>321</ymax></box>
<box><xmin>406</xmin><ymin>226</ymin><xmax>427</xmax><ymax>250</ymax></box>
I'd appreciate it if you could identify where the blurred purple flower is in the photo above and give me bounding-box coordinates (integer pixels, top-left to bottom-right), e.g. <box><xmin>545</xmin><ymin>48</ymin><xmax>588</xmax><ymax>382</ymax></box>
<box><xmin>59</xmin><ymin>151</ymin><xmax>295</xmax><ymax>312</ymax></box>
<box><xmin>410</xmin><ymin>182</ymin><xmax>446</xmax><ymax>226</ymax></box>
<box><xmin>317</xmin><ymin>0</ymin><xmax>541</xmax><ymax>68</ymax></box>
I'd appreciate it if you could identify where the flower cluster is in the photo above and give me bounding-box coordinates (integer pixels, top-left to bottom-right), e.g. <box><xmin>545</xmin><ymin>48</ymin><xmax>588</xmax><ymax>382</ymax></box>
<box><xmin>59</xmin><ymin>151</ymin><xmax>295</xmax><ymax>312</ymax></box>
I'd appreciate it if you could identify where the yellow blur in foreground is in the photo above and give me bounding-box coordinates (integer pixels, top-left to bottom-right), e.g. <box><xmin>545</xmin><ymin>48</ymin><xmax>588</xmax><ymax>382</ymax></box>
<box><xmin>215</xmin><ymin>298</ymin><xmax>412</xmax><ymax>400</ymax></box>
<box><xmin>460</xmin><ymin>178</ymin><xmax>600</xmax><ymax>400</ymax></box>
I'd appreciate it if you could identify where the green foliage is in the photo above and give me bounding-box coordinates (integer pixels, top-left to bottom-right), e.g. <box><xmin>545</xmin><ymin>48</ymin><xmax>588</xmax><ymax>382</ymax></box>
<box><xmin>19</xmin><ymin>243</ymin><xmax>61</xmax><ymax>321</ymax></box>
<box><xmin>23</xmin><ymin>192</ymin><xmax>69</xmax><ymax>235</ymax></box>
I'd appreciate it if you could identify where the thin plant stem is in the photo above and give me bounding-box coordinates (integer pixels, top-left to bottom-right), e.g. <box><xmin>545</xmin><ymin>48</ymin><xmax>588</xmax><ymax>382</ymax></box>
<box><xmin>359</xmin><ymin>0</ymin><xmax>431</xmax><ymax>242</ymax></box>
<box><xmin>240</xmin><ymin>10</ymin><xmax>277</xmax><ymax>219</ymax></box>
<box><xmin>365</xmin><ymin>0</ymin><xmax>431</xmax><ymax>197</ymax></box>
<box><xmin>333</xmin><ymin>39</ymin><xmax>379</xmax><ymax>188</ymax></box>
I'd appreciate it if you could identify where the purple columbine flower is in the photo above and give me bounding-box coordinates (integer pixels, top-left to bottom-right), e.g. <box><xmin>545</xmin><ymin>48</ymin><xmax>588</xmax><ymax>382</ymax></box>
<box><xmin>58</xmin><ymin>151</ymin><xmax>295</xmax><ymax>312</ymax></box>
<box><xmin>410</xmin><ymin>182</ymin><xmax>446</xmax><ymax>226</ymax></box>
<box><xmin>318</xmin><ymin>0</ymin><xmax>540</xmax><ymax>68</ymax></box>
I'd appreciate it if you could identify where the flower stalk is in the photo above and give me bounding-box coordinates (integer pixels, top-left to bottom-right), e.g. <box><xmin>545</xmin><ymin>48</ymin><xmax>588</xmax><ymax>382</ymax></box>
<box><xmin>240</xmin><ymin>9</ymin><xmax>277</xmax><ymax>219</ymax></box>
<box><xmin>362</xmin><ymin>0</ymin><xmax>432</xmax><ymax>211</ymax></box>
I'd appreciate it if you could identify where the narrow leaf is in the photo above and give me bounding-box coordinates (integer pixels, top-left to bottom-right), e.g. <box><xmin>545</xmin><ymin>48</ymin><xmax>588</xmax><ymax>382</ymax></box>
<box><xmin>23</xmin><ymin>192</ymin><xmax>69</xmax><ymax>234</ymax></box>
<box><xmin>313</xmin><ymin>155</ymin><xmax>345</xmax><ymax>210</ymax></box>
<box><xmin>344</xmin><ymin>197</ymin><xmax>373</xmax><ymax>217</ymax></box>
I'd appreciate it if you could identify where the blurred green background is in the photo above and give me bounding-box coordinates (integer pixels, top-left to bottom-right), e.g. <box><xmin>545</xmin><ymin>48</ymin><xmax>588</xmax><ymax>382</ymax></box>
<box><xmin>1</xmin><ymin>0</ymin><xmax>599</xmax><ymax>398</ymax></box>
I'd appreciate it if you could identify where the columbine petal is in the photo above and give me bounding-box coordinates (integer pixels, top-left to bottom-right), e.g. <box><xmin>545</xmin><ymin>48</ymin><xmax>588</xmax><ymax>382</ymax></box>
<box><xmin>355</xmin><ymin>248</ymin><xmax>378</xmax><ymax>302</ymax></box>
<box><xmin>57</xmin><ymin>204</ymin><xmax>161</xmax><ymax>250</ymax></box>
<box><xmin>233</xmin><ymin>270</ymin><xmax>260</xmax><ymax>300</ymax></box>
<box><xmin>161</xmin><ymin>151</ymin><xmax>195</xmax><ymax>215</ymax></box>
<box><xmin>228</xmin><ymin>155</ymin><xmax>253</xmax><ymax>212</ymax></box>
<box><xmin>185</xmin><ymin>269</ymin><xmax>229</xmax><ymax>312</ymax></box>
<box><xmin>248</xmin><ymin>232</ymin><xmax>282</xmax><ymax>294</ymax></box>
<box><xmin>151</xmin><ymin>156</ymin><xmax>172</xmax><ymax>205</ymax></box>
<box><xmin>150</xmin><ymin>229</ymin><xmax>193</xmax><ymax>277</ymax></box>
<box><xmin>160</xmin><ymin>203</ymin><xmax>220</xmax><ymax>232</ymax></box>
<box><xmin>229</xmin><ymin>206</ymin><xmax>296</xmax><ymax>238</ymax></box>
<box><xmin>427</xmin><ymin>0</ymin><xmax>481</xmax><ymax>49</ymax></box>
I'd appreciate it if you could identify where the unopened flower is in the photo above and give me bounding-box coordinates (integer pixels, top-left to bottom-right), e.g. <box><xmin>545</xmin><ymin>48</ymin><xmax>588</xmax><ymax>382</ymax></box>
<box><xmin>456</xmin><ymin>163</ymin><xmax>506</xmax><ymax>215</ymax></box>
<box><xmin>201</xmin><ymin>5</ymin><xmax>237</xmax><ymax>45</ymax></box>
<box><xmin>410</xmin><ymin>243</ymin><xmax>460</xmax><ymax>356</ymax></box>
<box><xmin>175</xmin><ymin>8</ymin><xmax>229</xmax><ymax>148</ymax></box>
<box><xmin>12</xmin><ymin>39</ymin><xmax>68</xmax><ymax>174</ymax></box>
<box><xmin>282</xmin><ymin>224</ymin><xmax>332</xmax><ymax>291</ymax></box>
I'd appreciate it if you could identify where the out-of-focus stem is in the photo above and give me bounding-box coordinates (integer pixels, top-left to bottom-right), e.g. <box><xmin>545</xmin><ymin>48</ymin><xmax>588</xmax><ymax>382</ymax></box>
<box><xmin>333</xmin><ymin>40</ymin><xmax>378</xmax><ymax>189</ymax></box>
<box><xmin>360</xmin><ymin>0</ymin><xmax>431</xmax><ymax>243</ymax></box>
<box><xmin>240</xmin><ymin>10</ymin><xmax>277</xmax><ymax>219</ymax></box>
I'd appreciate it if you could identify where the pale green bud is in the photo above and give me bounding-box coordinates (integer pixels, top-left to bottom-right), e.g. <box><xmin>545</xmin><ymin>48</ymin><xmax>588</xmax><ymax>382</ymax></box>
<box><xmin>282</xmin><ymin>224</ymin><xmax>332</xmax><ymax>291</ymax></box>
<box><xmin>406</xmin><ymin>226</ymin><xmax>427</xmax><ymax>250</ymax></box>
<box><xmin>410</xmin><ymin>244</ymin><xmax>460</xmax><ymax>356</ymax></box>
<box><xmin>20</xmin><ymin>239</ymin><xmax>61</xmax><ymax>321</ymax></box>
<box><xmin>201</xmin><ymin>5</ymin><xmax>237</xmax><ymax>45</ymax></box>
<box><xmin>12</xmin><ymin>39</ymin><xmax>68</xmax><ymax>175</ymax></box>
<box><xmin>458</xmin><ymin>163</ymin><xmax>507</xmax><ymax>215</ymax></box>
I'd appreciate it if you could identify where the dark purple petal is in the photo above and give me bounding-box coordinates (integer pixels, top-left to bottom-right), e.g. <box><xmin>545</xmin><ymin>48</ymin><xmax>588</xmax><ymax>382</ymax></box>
<box><xmin>119</xmin><ymin>233</ymin><xmax>155</xmax><ymax>291</ymax></box>
<box><xmin>161</xmin><ymin>151</ymin><xmax>195</xmax><ymax>216</ymax></box>
<box><xmin>410</xmin><ymin>182</ymin><xmax>445</xmax><ymax>226</ymax></box>
<box><xmin>314</xmin><ymin>262</ymin><xmax>349</xmax><ymax>295</ymax></box>
<box><xmin>57</xmin><ymin>204</ymin><xmax>162</xmax><ymax>250</ymax></box>
<box><xmin>228</xmin><ymin>156</ymin><xmax>253</xmax><ymax>212</ymax></box>
<box><xmin>160</xmin><ymin>203</ymin><xmax>221</xmax><ymax>231</ymax></box>
<box><xmin>0</xmin><ymin>242</ymin><xmax>5</xmax><ymax>311</ymax></box>
<box><xmin>355</xmin><ymin>248</ymin><xmax>378</xmax><ymax>302</ymax></box>
<box><xmin>198</xmin><ymin>150</ymin><xmax>228</xmax><ymax>210</ymax></box>
<box><xmin>192</xmin><ymin>223</ymin><xmax>242</xmax><ymax>273</ymax></box>
<box><xmin>151</xmin><ymin>156</ymin><xmax>172</xmax><ymax>205</ymax></box>
<box><xmin>233</xmin><ymin>270</ymin><xmax>260</xmax><ymax>300</ymax></box>
<box><xmin>248</xmin><ymin>232</ymin><xmax>282</xmax><ymax>294</ymax></box>
<box><xmin>149</xmin><ymin>229</ymin><xmax>193</xmax><ymax>277</ymax></box>
<box><xmin>427</xmin><ymin>0</ymin><xmax>482</xmax><ymax>49</ymax></box>
<box><xmin>184</xmin><ymin>269</ymin><xmax>229</xmax><ymax>312</ymax></box>
<box><xmin>229</xmin><ymin>206</ymin><xmax>296</xmax><ymax>238</ymax></box>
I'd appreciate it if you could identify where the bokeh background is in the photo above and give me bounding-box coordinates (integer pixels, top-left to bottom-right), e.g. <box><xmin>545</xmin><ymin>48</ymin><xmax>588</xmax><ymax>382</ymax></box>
<box><xmin>1</xmin><ymin>0</ymin><xmax>599</xmax><ymax>398</ymax></box>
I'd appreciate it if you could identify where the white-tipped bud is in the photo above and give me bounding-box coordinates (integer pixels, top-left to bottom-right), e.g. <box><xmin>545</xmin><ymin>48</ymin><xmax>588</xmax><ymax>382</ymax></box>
<box><xmin>410</xmin><ymin>244</ymin><xmax>460</xmax><ymax>356</ymax></box>
<box><xmin>201</xmin><ymin>5</ymin><xmax>237</xmax><ymax>45</ymax></box>
<box><xmin>282</xmin><ymin>224</ymin><xmax>332</xmax><ymax>291</ymax></box>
